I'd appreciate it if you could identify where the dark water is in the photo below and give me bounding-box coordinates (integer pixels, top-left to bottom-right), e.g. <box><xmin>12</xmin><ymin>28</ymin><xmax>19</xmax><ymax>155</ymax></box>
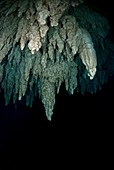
<box><xmin>0</xmin><ymin>77</ymin><xmax>114</xmax><ymax>169</ymax></box>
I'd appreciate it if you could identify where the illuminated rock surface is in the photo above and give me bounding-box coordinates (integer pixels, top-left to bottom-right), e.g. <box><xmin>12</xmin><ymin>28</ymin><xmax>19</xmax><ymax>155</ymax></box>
<box><xmin>0</xmin><ymin>0</ymin><xmax>114</xmax><ymax>120</ymax></box>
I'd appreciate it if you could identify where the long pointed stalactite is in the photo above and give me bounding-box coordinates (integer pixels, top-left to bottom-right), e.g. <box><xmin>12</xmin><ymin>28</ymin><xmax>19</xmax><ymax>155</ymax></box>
<box><xmin>0</xmin><ymin>0</ymin><xmax>114</xmax><ymax>120</ymax></box>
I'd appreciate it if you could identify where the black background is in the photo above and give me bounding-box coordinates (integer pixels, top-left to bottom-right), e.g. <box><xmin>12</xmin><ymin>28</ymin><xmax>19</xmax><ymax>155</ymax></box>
<box><xmin>0</xmin><ymin>0</ymin><xmax>114</xmax><ymax>169</ymax></box>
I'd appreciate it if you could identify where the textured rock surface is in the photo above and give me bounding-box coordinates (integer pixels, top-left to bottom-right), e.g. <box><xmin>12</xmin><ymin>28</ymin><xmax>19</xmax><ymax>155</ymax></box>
<box><xmin>0</xmin><ymin>0</ymin><xmax>114</xmax><ymax>120</ymax></box>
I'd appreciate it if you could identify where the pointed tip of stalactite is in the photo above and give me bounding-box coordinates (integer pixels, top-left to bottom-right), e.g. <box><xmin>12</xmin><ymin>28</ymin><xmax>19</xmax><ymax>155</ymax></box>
<box><xmin>47</xmin><ymin>117</ymin><xmax>52</xmax><ymax>121</ymax></box>
<box><xmin>87</xmin><ymin>67</ymin><xmax>97</xmax><ymax>80</ymax></box>
<box><xmin>46</xmin><ymin>114</ymin><xmax>52</xmax><ymax>121</ymax></box>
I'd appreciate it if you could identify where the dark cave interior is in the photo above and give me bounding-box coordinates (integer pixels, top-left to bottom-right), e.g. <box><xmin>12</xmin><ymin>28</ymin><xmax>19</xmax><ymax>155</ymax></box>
<box><xmin>0</xmin><ymin>0</ymin><xmax>114</xmax><ymax>169</ymax></box>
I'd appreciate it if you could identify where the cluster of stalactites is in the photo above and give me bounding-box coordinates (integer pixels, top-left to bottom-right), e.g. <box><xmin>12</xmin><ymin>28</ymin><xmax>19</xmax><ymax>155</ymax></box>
<box><xmin>0</xmin><ymin>0</ymin><xmax>98</xmax><ymax>120</ymax></box>
<box><xmin>0</xmin><ymin>13</ymin><xmax>97</xmax><ymax>120</ymax></box>
<box><xmin>0</xmin><ymin>2</ymin><xmax>113</xmax><ymax>121</ymax></box>
<box><xmin>0</xmin><ymin>0</ymin><xmax>84</xmax><ymax>60</ymax></box>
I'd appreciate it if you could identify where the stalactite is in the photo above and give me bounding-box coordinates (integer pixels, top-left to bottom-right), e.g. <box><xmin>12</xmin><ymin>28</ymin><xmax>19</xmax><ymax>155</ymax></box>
<box><xmin>0</xmin><ymin>0</ymin><xmax>114</xmax><ymax>120</ymax></box>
